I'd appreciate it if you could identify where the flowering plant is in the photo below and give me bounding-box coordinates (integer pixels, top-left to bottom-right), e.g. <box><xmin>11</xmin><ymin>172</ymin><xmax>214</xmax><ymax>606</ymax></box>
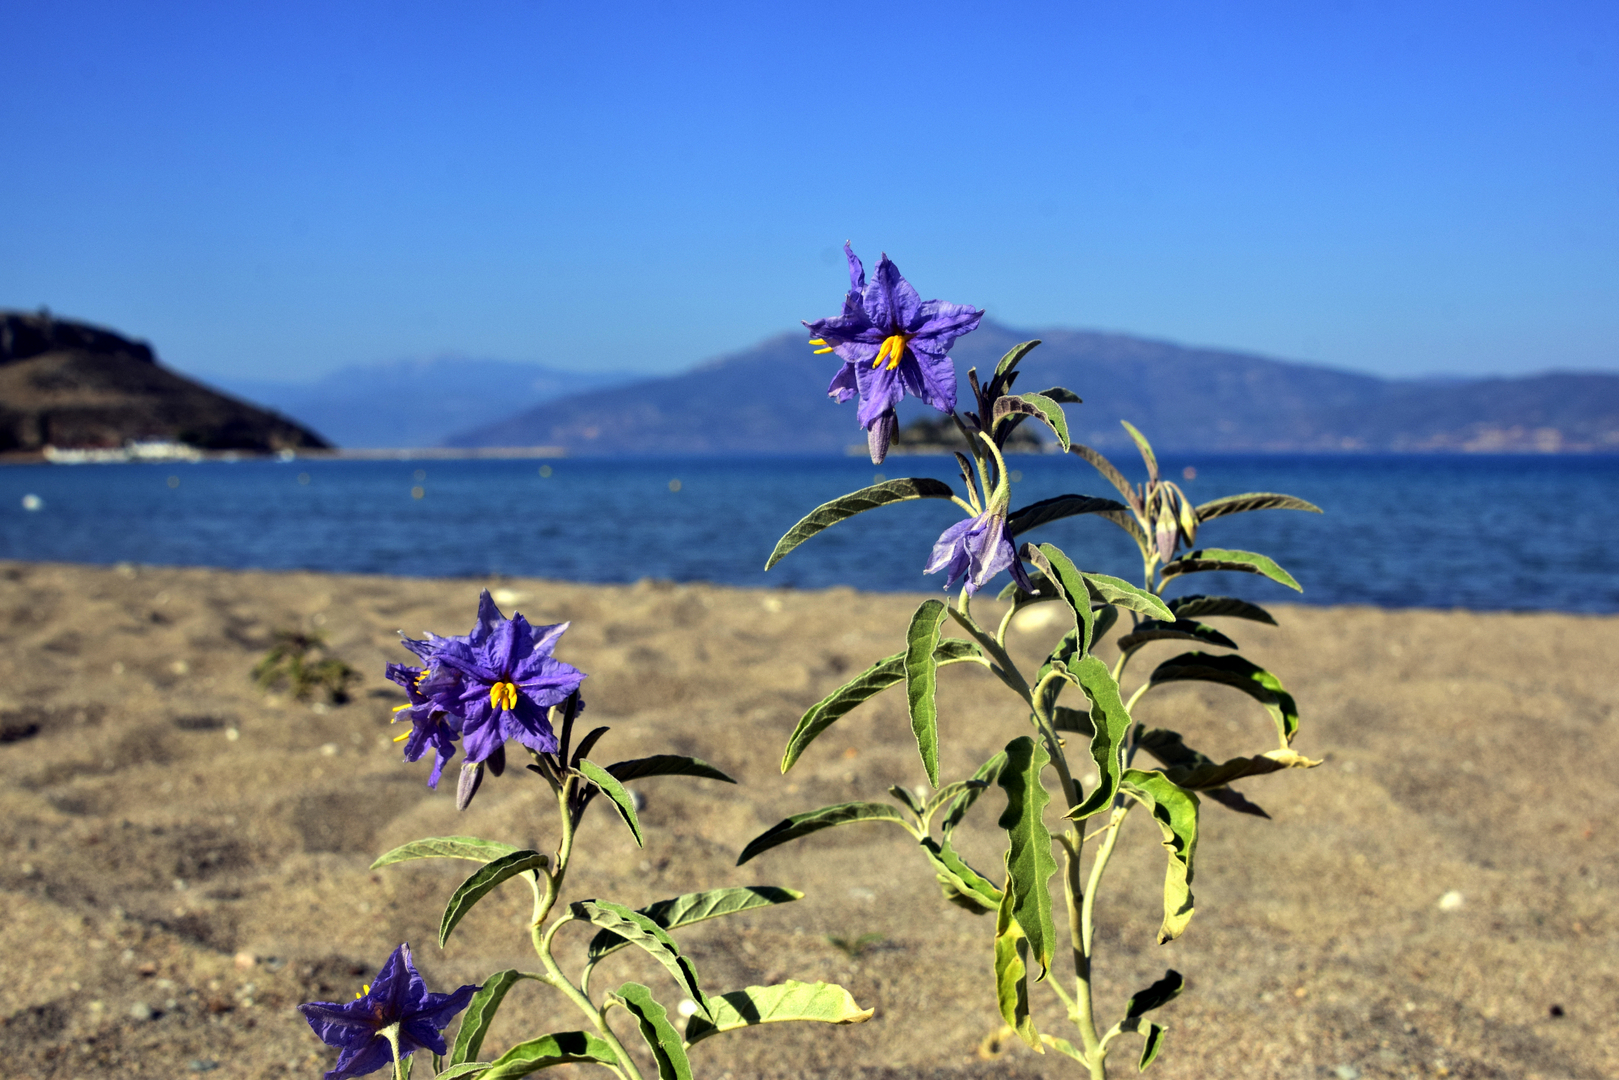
<box><xmin>740</xmin><ymin>266</ymin><xmax>1323</xmax><ymax>1077</ymax></box>
<box><xmin>300</xmin><ymin>592</ymin><xmax>872</xmax><ymax>1079</ymax></box>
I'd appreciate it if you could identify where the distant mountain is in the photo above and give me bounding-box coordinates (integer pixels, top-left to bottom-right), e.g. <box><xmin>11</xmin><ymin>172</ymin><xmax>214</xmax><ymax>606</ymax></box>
<box><xmin>215</xmin><ymin>357</ymin><xmax>636</xmax><ymax>448</ymax></box>
<box><xmin>0</xmin><ymin>311</ymin><xmax>327</xmax><ymax>453</ymax></box>
<box><xmin>448</xmin><ymin>320</ymin><xmax>1619</xmax><ymax>454</ymax></box>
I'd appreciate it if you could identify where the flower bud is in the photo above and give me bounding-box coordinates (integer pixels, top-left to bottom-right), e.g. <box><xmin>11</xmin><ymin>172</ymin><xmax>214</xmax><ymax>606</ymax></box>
<box><xmin>867</xmin><ymin>410</ymin><xmax>898</xmax><ymax>465</ymax></box>
<box><xmin>455</xmin><ymin>761</ymin><xmax>484</xmax><ymax>811</ymax></box>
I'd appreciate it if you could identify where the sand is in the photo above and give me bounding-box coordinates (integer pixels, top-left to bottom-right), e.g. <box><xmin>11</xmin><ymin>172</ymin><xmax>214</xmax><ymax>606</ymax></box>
<box><xmin>0</xmin><ymin>560</ymin><xmax>1613</xmax><ymax>1080</ymax></box>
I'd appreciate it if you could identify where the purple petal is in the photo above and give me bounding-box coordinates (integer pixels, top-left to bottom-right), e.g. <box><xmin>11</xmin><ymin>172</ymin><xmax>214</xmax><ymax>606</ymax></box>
<box><xmin>430</xmin><ymin>641</ymin><xmax>501</xmax><ymax>685</ymax></box>
<box><xmin>502</xmin><ymin>694</ymin><xmax>559</xmax><ymax>753</ymax></box>
<box><xmin>299</xmin><ymin>1000</ymin><xmax>376</xmax><ymax>1046</ymax></box>
<box><xmin>896</xmin><ymin>351</ymin><xmax>957</xmax><ymax>414</ymax></box>
<box><xmin>844</xmin><ymin>242</ymin><xmax>866</xmax><ymax>292</ymax></box>
<box><xmin>410</xmin><ymin>983</ymin><xmax>479</xmax><ymax>1031</ymax></box>
<box><xmin>469</xmin><ymin>590</ymin><xmax>506</xmax><ymax>646</ymax></box>
<box><xmin>511</xmin><ymin>654</ymin><xmax>586</xmax><ymax>701</ymax></box>
<box><xmin>399</xmin><ymin>1019</ymin><xmax>449</xmax><ymax>1057</ymax></box>
<box><xmin>827</xmin><ymin>362</ymin><xmax>858</xmax><ymax>404</ymax></box>
<box><xmin>852</xmin><ymin>363</ymin><xmax>904</xmax><ymax>429</ymax></box>
<box><xmin>911</xmin><ymin>299</ymin><xmax>984</xmax><ymax>347</ymax></box>
<box><xmin>865</xmin><ymin>254</ymin><xmax>922</xmax><ymax>332</ymax></box>
<box><xmin>459</xmin><ymin>710</ymin><xmax>505</xmax><ymax>764</ymax></box>
<box><xmin>327</xmin><ymin>1036</ymin><xmax>394</xmax><ymax>1080</ymax></box>
<box><xmin>524</xmin><ymin>619</ymin><xmax>570</xmax><ymax>658</ymax></box>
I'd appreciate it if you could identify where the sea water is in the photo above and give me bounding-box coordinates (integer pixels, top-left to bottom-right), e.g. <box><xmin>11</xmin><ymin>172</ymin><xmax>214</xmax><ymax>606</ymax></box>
<box><xmin>1</xmin><ymin>453</ymin><xmax>1615</xmax><ymax>613</ymax></box>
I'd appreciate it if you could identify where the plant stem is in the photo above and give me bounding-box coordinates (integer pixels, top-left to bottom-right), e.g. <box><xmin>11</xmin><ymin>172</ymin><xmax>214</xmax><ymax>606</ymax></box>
<box><xmin>1074</xmin><ymin>805</ymin><xmax>1132</xmax><ymax>1078</ymax></box>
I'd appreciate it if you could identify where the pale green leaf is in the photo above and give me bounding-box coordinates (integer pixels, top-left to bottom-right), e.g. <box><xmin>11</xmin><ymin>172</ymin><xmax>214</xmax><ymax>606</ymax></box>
<box><xmin>371</xmin><ymin>835</ymin><xmax>519</xmax><ymax>871</ymax></box>
<box><xmin>451</xmin><ymin>969</ymin><xmax>526</xmax><ymax>1065</ymax></box>
<box><xmin>440</xmin><ymin>851</ymin><xmax>548</xmax><ymax>947</ymax></box>
<box><xmin>997</xmin><ymin>736</ymin><xmax>1057</xmax><ymax>979</ymax></box>
<box><xmin>684</xmin><ymin>980</ymin><xmax>873</xmax><ymax>1045</ymax></box>
<box><xmin>578</xmin><ymin>759</ymin><xmax>643</xmax><ymax>847</ymax></box>
<box><xmin>1161</xmin><ymin>548</ymin><xmax>1301</xmax><ymax>592</ymax></box>
<box><xmin>1193</xmin><ymin>492</ymin><xmax>1321</xmax><ymax>522</ymax></box>
<box><xmin>614</xmin><ymin>983</ymin><xmax>692</xmax><ymax>1080</ymax></box>
<box><xmin>1120</xmin><ymin>421</ymin><xmax>1159</xmax><ymax>482</ymax></box>
<box><xmin>993</xmin><ymin>857</ymin><xmax>1041</xmax><ymax>1051</ymax></box>
<box><xmin>588</xmin><ymin>887</ymin><xmax>803</xmax><ymax>961</ymax></box>
<box><xmin>1119</xmin><ymin>770</ymin><xmax>1199</xmax><ymax>943</ymax></box>
<box><xmin>1065</xmin><ymin>655</ymin><xmax>1132</xmax><ymax>821</ymax></box>
<box><xmin>904</xmin><ymin>598</ymin><xmax>949</xmax><ymax>787</ymax></box>
<box><xmin>569</xmin><ymin>900</ymin><xmax>710</xmax><ymax>1017</ymax></box>
<box><xmin>940</xmin><ymin>752</ymin><xmax>1007</xmax><ymax>837</ymax></box>
<box><xmin>1082</xmin><ymin>573</ymin><xmax>1173</xmax><ymax>621</ymax></box>
<box><xmin>992</xmin><ymin>393</ymin><xmax>1071</xmax><ymax>451</ymax></box>
<box><xmin>1148</xmin><ymin>652</ymin><xmax>1300</xmax><ymax>745</ymax></box>
<box><xmin>477</xmin><ymin>1031</ymin><xmax>618</xmax><ymax>1078</ymax></box>
<box><xmin>766</xmin><ymin>479</ymin><xmax>956</xmax><ymax>570</ymax></box>
<box><xmin>1116</xmin><ymin>619</ymin><xmax>1237</xmax><ymax>653</ymax></box>
<box><xmin>992</xmin><ymin>339</ymin><xmax>1043</xmax><ymax>381</ymax></box>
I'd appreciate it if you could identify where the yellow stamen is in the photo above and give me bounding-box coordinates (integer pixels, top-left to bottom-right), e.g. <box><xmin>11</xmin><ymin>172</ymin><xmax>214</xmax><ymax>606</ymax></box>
<box><xmin>872</xmin><ymin>333</ymin><xmax>909</xmax><ymax>370</ymax></box>
<box><xmin>813</xmin><ymin>346</ymin><xmax>834</xmax><ymax>354</ymax></box>
<box><xmin>808</xmin><ymin>338</ymin><xmax>835</xmax><ymax>355</ymax></box>
<box><xmin>391</xmin><ymin>703</ymin><xmax>412</xmax><ymax>714</ymax></box>
<box><xmin>393</xmin><ymin>731</ymin><xmax>411</xmax><ymax>742</ymax></box>
<box><xmin>414</xmin><ymin>669</ymin><xmax>430</xmax><ymax>687</ymax></box>
<box><xmin>355</xmin><ymin>982</ymin><xmax>371</xmax><ymax>999</ymax></box>
<box><xmin>808</xmin><ymin>338</ymin><xmax>827</xmax><ymax>345</ymax></box>
<box><xmin>489</xmin><ymin>680</ymin><xmax>518</xmax><ymax>711</ymax></box>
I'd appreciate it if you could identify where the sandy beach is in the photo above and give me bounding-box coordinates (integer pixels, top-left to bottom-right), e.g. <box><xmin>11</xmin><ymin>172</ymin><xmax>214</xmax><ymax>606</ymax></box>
<box><xmin>0</xmin><ymin>560</ymin><xmax>1613</xmax><ymax>1080</ymax></box>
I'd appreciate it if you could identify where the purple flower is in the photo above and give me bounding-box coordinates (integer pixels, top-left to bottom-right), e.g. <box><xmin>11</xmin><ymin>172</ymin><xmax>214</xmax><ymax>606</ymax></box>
<box><xmin>804</xmin><ymin>245</ymin><xmax>983</xmax><ymax>461</ymax></box>
<box><xmin>384</xmin><ymin>663</ymin><xmax>459</xmax><ymax>788</ymax></box>
<box><xmin>411</xmin><ymin>591</ymin><xmax>585</xmax><ymax>764</ymax></box>
<box><xmin>925</xmin><ymin>506</ymin><xmax>1034</xmax><ymax>596</ymax></box>
<box><xmin>298</xmin><ymin>944</ymin><xmax>477</xmax><ymax>1080</ymax></box>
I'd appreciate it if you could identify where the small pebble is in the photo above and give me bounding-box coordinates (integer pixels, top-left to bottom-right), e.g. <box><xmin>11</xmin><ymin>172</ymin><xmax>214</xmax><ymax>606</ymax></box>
<box><xmin>234</xmin><ymin>951</ymin><xmax>257</xmax><ymax>970</ymax></box>
<box><xmin>130</xmin><ymin>1001</ymin><xmax>153</xmax><ymax>1021</ymax></box>
<box><xmin>1437</xmin><ymin>890</ymin><xmax>1464</xmax><ymax>912</ymax></box>
<box><xmin>188</xmin><ymin>1060</ymin><xmax>218</xmax><ymax>1073</ymax></box>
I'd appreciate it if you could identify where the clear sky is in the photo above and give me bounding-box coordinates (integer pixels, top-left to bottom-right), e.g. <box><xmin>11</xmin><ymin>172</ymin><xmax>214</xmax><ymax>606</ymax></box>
<box><xmin>2</xmin><ymin>0</ymin><xmax>1615</xmax><ymax>383</ymax></box>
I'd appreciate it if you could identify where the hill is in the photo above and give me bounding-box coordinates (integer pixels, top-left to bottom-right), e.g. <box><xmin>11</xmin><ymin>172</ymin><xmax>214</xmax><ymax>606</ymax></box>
<box><xmin>445</xmin><ymin>321</ymin><xmax>1619</xmax><ymax>454</ymax></box>
<box><xmin>0</xmin><ymin>311</ymin><xmax>328</xmax><ymax>453</ymax></box>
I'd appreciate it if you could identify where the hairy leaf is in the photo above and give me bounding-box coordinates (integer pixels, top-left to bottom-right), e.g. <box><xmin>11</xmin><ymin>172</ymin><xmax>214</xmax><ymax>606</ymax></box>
<box><xmin>736</xmin><ymin>802</ymin><xmax>912</xmax><ymax>866</ymax></box>
<box><xmin>1139</xmin><ymin>1022</ymin><xmax>1167</xmax><ymax>1071</ymax></box>
<box><xmin>1024</xmin><ymin>543</ymin><xmax>1095</xmax><ymax>655</ymax></box>
<box><xmin>1161</xmin><ymin>548</ymin><xmax>1301</xmax><ymax>592</ymax></box>
<box><xmin>997</xmin><ymin>736</ymin><xmax>1057</xmax><ymax>979</ymax></box>
<box><xmin>780</xmin><ymin>639</ymin><xmax>981</xmax><ymax>773</ymax></box>
<box><xmin>888</xmin><ymin>784</ymin><xmax>925</xmax><ymax>817</ymax></box>
<box><xmin>1082</xmin><ymin>573</ymin><xmax>1174</xmax><ymax>621</ymax></box>
<box><xmin>1135</xmin><ymin>727</ymin><xmax>1319</xmax><ymax>790</ymax></box>
<box><xmin>477</xmin><ymin>1031</ymin><xmax>619</xmax><ymax>1079</ymax></box>
<box><xmin>992</xmin><ymin>339</ymin><xmax>1043</xmax><ymax>381</ymax></box>
<box><xmin>570</xmin><ymin>901</ymin><xmax>710</xmax><ymax>1016</ymax></box>
<box><xmin>1041</xmin><ymin>1034</ymin><xmax>1085</xmax><ymax>1061</ymax></box>
<box><xmin>684</xmin><ymin>980</ymin><xmax>873</xmax><ymax>1045</ymax></box>
<box><xmin>614</xmin><ymin>983</ymin><xmax>691</xmax><ymax>1080</ymax></box>
<box><xmin>1065</xmin><ymin>655</ymin><xmax>1132</xmax><ymax>821</ymax></box>
<box><xmin>1099</xmin><ymin>509</ymin><xmax>1151</xmax><ymax>555</ymax></box>
<box><xmin>1125</xmin><ymin>969</ymin><xmax>1185</xmax><ymax>1018</ymax></box>
<box><xmin>905</xmin><ymin>599</ymin><xmax>950</xmax><ymax>786</ymax></box>
<box><xmin>1120</xmin><ymin>421</ymin><xmax>1159</xmax><ymax>482</ymax></box>
<box><xmin>433</xmin><ymin>1064</ymin><xmax>493</xmax><ymax>1080</ymax></box>
<box><xmin>372</xmin><ymin>836</ymin><xmax>520</xmax><ymax>870</ymax></box>
<box><xmin>921</xmin><ymin>778</ymin><xmax>986</xmax><ymax>821</ymax></box>
<box><xmin>1033</xmin><ymin>386</ymin><xmax>1082</xmax><ymax>404</ymax></box>
<box><xmin>1149</xmin><ymin>652</ymin><xmax>1301</xmax><ymax>745</ymax></box>
<box><xmin>1069</xmin><ymin>443</ymin><xmax>1138</xmax><ymax>506</ymax></box>
<box><xmin>451</xmin><ymin>969</ymin><xmax>526</xmax><ymax>1065</ymax></box>
<box><xmin>941</xmin><ymin>752</ymin><xmax>1007</xmax><ymax>837</ymax></box>
<box><xmin>993</xmin><ymin>857</ymin><xmax>1041</xmax><ymax>1051</ymax></box>
<box><xmin>578</xmin><ymin>759</ymin><xmax>643</xmax><ymax>847</ymax></box>
<box><xmin>992</xmin><ymin>393</ymin><xmax>1071</xmax><ymax>451</ymax></box>
<box><xmin>1116</xmin><ymin>619</ymin><xmax>1238</xmax><ymax>653</ymax></box>
<box><xmin>589</xmin><ymin>887</ymin><xmax>803</xmax><ymax>961</ymax></box>
<box><xmin>440</xmin><ymin>851</ymin><xmax>549</xmax><ymax>946</ymax></box>
<box><xmin>1194</xmin><ymin>492</ymin><xmax>1322</xmax><ymax>522</ymax></box>
<box><xmin>920</xmin><ymin>836</ymin><xmax>1002</xmax><ymax>912</ymax></box>
<box><xmin>1167</xmin><ymin>594</ymin><xmax>1276</xmax><ymax>625</ymax></box>
<box><xmin>606</xmin><ymin>756</ymin><xmax>736</xmax><ymax>785</ymax></box>
<box><xmin>1119</xmin><ymin>770</ymin><xmax>1199</xmax><ymax>943</ymax></box>
<box><xmin>766</xmin><ymin>478</ymin><xmax>957</xmax><ymax>570</ymax></box>
<box><xmin>1006</xmin><ymin>494</ymin><xmax>1127</xmax><ymax>538</ymax></box>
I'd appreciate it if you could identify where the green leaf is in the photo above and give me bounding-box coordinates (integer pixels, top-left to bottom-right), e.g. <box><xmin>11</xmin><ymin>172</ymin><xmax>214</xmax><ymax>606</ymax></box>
<box><xmin>684</xmin><ymin>980</ymin><xmax>874</xmax><ymax>1045</ymax></box>
<box><xmin>1065</xmin><ymin>655</ymin><xmax>1132</xmax><ymax>821</ymax></box>
<box><xmin>940</xmin><ymin>752</ymin><xmax>1007</xmax><ymax>837</ymax></box>
<box><xmin>451</xmin><ymin>969</ymin><xmax>526</xmax><ymax>1065</ymax></box>
<box><xmin>779</xmin><ymin>639</ymin><xmax>981</xmax><ymax>774</ymax></box>
<box><xmin>921</xmin><ymin>778</ymin><xmax>986</xmax><ymax>822</ymax></box>
<box><xmin>1138</xmin><ymin>1022</ymin><xmax>1166</xmax><ymax>1071</ymax></box>
<box><xmin>1148</xmin><ymin>652</ymin><xmax>1301</xmax><ymax>745</ymax></box>
<box><xmin>1024</xmin><ymin>543</ymin><xmax>1095</xmax><ymax>655</ymax></box>
<box><xmin>1006</xmin><ymin>494</ymin><xmax>1127</xmax><ymax>537</ymax></box>
<box><xmin>371</xmin><ymin>835</ymin><xmax>519</xmax><ymax>870</ymax></box>
<box><xmin>577</xmin><ymin>759</ymin><xmax>643</xmax><ymax>847</ymax></box>
<box><xmin>569</xmin><ymin>900</ymin><xmax>710</xmax><ymax>1017</ymax></box>
<box><xmin>1193</xmin><ymin>492</ymin><xmax>1322</xmax><ymax>522</ymax></box>
<box><xmin>1161</xmin><ymin>548</ymin><xmax>1301</xmax><ymax>592</ymax></box>
<box><xmin>736</xmin><ymin>802</ymin><xmax>913</xmax><ymax>866</ymax></box>
<box><xmin>613</xmin><ymin>983</ymin><xmax>691</xmax><ymax>1080</ymax></box>
<box><xmin>1033</xmin><ymin>386</ymin><xmax>1082</xmax><ymax>404</ymax></box>
<box><xmin>1119</xmin><ymin>770</ymin><xmax>1199</xmax><ymax>943</ymax></box>
<box><xmin>440</xmin><ymin>851</ymin><xmax>549</xmax><ymax>946</ymax></box>
<box><xmin>992</xmin><ymin>393</ymin><xmax>1070</xmax><ymax>451</ymax></box>
<box><xmin>1120</xmin><ymin>421</ymin><xmax>1159</xmax><ymax>482</ymax></box>
<box><xmin>920</xmin><ymin>837</ymin><xmax>1002</xmax><ymax>912</ymax></box>
<box><xmin>765</xmin><ymin>478</ymin><xmax>957</xmax><ymax>570</ymax></box>
<box><xmin>478</xmin><ymin>1031</ymin><xmax>619</xmax><ymax>1078</ymax></box>
<box><xmin>432</xmin><ymin>1063</ymin><xmax>493</xmax><ymax>1080</ymax></box>
<box><xmin>588</xmin><ymin>887</ymin><xmax>804</xmax><ymax>961</ymax></box>
<box><xmin>992</xmin><ymin>339</ymin><xmax>1043</xmax><ymax>381</ymax></box>
<box><xmin>1124</xmin><ymin>969</ymin><xmax>1185</xmax><ymax>1018</ymax></box>
<box><xmin>1135</xmin><ymin>727</ymin><xmax>1319</xmax><ymax>791</ymax></box>
<box><xmin>1051</xmin><ymin>705</ymin><xmax>1094</xmax><ymax>735</ymax></box>
<box><xmin>1040</xmin><ymin>1034</ymin><xmax>1085</xmax><ymax>1061</ymax></box>
<box><xmin>887</xmin><ymin>783</ymin><xmax>925</xmax><ymax>817</ymax></box>
<box><xmin>992</xmin><ymin>856</ymin><xmax>1041</xmax><ymax>1051</ymax></box>
<box><xmin>1117</xmin><ymin>619</ymin><xmax>1237</xmax><ymax>653</ymax></box>
<box><xmin>904</xmin><ymin>598</ymin><xmax>949</xmax><ymax>787</ymax></box>
<box><xmin>1069</xmin><ymin>443</ymin><xmax>1139</xmax><ymax>506</ymax></box>
<box><xmin>1099</xmin><ymin>509</ymin><xmax>1151</xmax><ymax>556</ymax></box>
<box><xmin>1167</xmin><ymin>594</ymin><xmax>1276</xmax><ymax>625</ymax></box>
<box><xmin>996</xmin><ymin>736</ymin><xmax>1057</xmax><ymax>979</ymax></box>
<box><xmin>606</xmin><ymin>755</ymin><xmax>736</xmax><ymax>785</ymax></box>
<box><xmin>1082</xmin><ymin>573</ymin><xmax>1174</xmax><ymax>621</ymax></box>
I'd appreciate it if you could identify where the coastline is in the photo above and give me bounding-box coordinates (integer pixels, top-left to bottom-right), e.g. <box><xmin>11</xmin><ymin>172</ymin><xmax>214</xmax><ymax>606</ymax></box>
<box><xmin>1</xmin><ymin>560</ymin><xmax>1614</xmax><ymax>1078</ymax></box>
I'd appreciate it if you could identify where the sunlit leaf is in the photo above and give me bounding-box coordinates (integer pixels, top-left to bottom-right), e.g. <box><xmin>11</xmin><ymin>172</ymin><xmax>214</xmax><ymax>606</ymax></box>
<box><xmin>736</xmin><ymin>802</ymin><xmax>913</xmax><ymax>866</ymax></box>
<box><xmin>1064</xmin><ymin>656</ymin><xmax>1132</xmax><ymax>821</ymax></box>
<box><xmin>684</xmin><ymin>980</ymin><xmax>873</xmax><ymax>1045</ymax></box>
<box><xmin>440</xmin><ymin>851</ymin><xmax>549</xmax><ymax>946</ymax></box>
<box><xmin>993</xmin><ymin>856</ymin><xmax>1041</xmax><ymax>1051</ymax></box>
<box><xmin>1148</xmin><ymin>652</ymin><xmax>1300</xmax><ymax>745</ymax></box>
<box><xmin>920</xmin><ymin>836</ymin><xmax>1002</xmax><ymax>912</ymax></box>
<box><xmin>1082</xmin><ymin>573</ymin><xmax>1173</xmax><ymax>621</ymax></box>
<box><xmin>1119</xmin><ymin>770</ymin><xmax>1199</xmax><ymax>943</ymax></box>
<box><xmin>588</xmin><ymin>887</ymin><xmax>803</xmax><ymax>961</ymax></box>
<box><xmin>1138</xmin><ymin>1022</ymin><xmax>1166</xmax><ymax>1071</ymax></box>
<box><xmin>992</xmin><ymin>393</ymin><xmax>1071</xmax><ymax>451</ymax></box>
<box><xmin>570</xmin><ymin>900</ymin><xmax>710</xmax><ymax>1017</ymax></box>
<box><xmin>992</xmin><ymin>340</ymin><xmax>1043</xmax><ymax>381</ymax></box>
<box><xmin>1161</xmin><ymin>548</ymin><xmax>1301</xmax><ymax>592</ymax></box>
<box><xmin>904</xmin><ymin>598</ymin><xmax>950</xmax><ymax>787</ymax></box>
<box><xmin>451</xmin><ymin>969</ymin><xmax>526</xmax><ymax>1065</ymax></box>
<box><xmin>371</xmin><ymin>836</ymin><xmax>519</xmax><ymax>870</ymax></box>
<box><xmin>1023</xmin><ymin>543</ymin><xmax>1095</xmax><ymax>655</ymax></box>
<box><xmin>614</xmin><ymin>982</ymin><xmax>692</xmax><ymax>1080</ymax></box>
<box><xmin>997</xmin><ymin>736</ymin><xmax>1057</xmax><ymax>978</ymax></box>
<box><xmin>941</xmin><ymin>752</ymin><xmax>1007</xmax><ymax>837</ymax></box>
<box><xmin>766</xmin><ymin>478</ymin><xmax>957</xmax><ymax>569</ymax></box>
<box><xmin>477</xmin><ymin>1031</ymin><xmax>619</xmax><ymax>1078</ymax></box>
<box><xmin>1135</xmin><ymin>727</ymin><xmax>1319</xmax><ymax>791</ymax></box>
<box><xmin>1193</xmin><ymin>492</ymin><xmax>1322</xmax><ymax>522</ymax></box>
<box><xmin>578</xmin><ymin>759</ymin><xmax>643</xmax><ymax>847</ymax></box>
<box><xmin>1120</xmin><ymin>421</ymin><xmax>1159</xmax><ymax>482</ymax></box>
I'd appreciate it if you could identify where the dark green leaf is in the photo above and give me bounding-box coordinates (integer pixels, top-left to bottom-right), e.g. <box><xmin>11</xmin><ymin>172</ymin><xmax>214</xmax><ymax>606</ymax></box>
<box><xmin>1082</xmin><ymin>573</ymin><xmax>1174</xmax><ymax>621</ymax></box>
<box><xmin>1167</xmin><ymin>594</ymin><xmax>1276</xmax><ymax>625</ymax></box>
<box><xmin>1100</xmin><ymin>509</ymin><xmax>1151</xmax><ymax>556</ymax></box>
<box><xmin>1194</xmin><ymin>492</ymin><xmax>1322</xmax><ymax>522</ymax></box>
<box><xmin>941</xmin><ymin>752</ymin><xmax>1007</xmax><ymax>837</ymax></box>
<box><xmin>606</xmin><ymin>756</ymin><xmax>736</xmax><ymax>785</ymax></box>
<box><xmin>992</xmin><ymin>393</ymin><xmax>1071</xmax><ymax>451</ymax></box>
<box><xmin>1034</xmin><ymin>386</ymin><xmax>1082</xmax><ymax>404</ymax></box>
<box><xmin>1119</xmin><ymin>770</ymin><xmax>1199</xmax><ymax>943</ymax></box>
<box><xmin>1161</xmin><ymin>548</ymin><xmax>1301</xmax><ymax>592</ymax></box>
<box><xmin>997</xmin><ymin>736</ymin><xmax>1057</xmax><ymax>979</ymax></box>
<box><xmin>1125</xmin><ymin>969</ymin><xmax>1184</xmax><ymax>1017</ymax></box>
<box><xmin>569</xmin><ymin>900</ymin><xmax>709</xmax><ymax>1017</ymax></box>
<box><xmin>1148</xmin><ymin>652</ymin><xmax>1300</xmax><ymax>745</ymax></box>
<box><xmin>993</xmin><ymin>855</ymin><xmax>1040</xmax><ymax>1049</ymax></box>
<box><xmin>780</xmin><ymin>639</ymin><xmax>981</xmax><ymax>774</ymax></box>
<box><xmin>920</xmin><ymin>778</ymin><xmax>985</xmax><ymax>822</ymax></box>
<box><xmin>577</xmin><ymin>759</ymin><xmax>643</xmax><ymax>847</ymax></box>
<box><xmin>440</xmin><ymin>851</ymin><xmax>549</xmax><ymax>946</ymax></box>
<box><xmin>1117</xmin><ymin>619</ymin><xmax>1238</xmax><ymax>653</ymax></box>
<box><xmin>613</xmin><ymin>983</ymin><xmax>691</xmax><ymax>1080</ymax></box>
<box><xmin>887</xmin><ymin>784</ymin><xmax>925</xmax><ymax>817</ymax></box>
<box><xmin>684</xmin><ymin>981</ymin><xmax>873</xmax><ymax>1045</ymax></box>
<box><xmin>1006</xmin><ymin>494</ymin><xmax>1127</xmax><ymax>537</ymax></box>
<box><xmin>588</xmin><ymin>887</ymin><xmax>804</xmax><ymax>961</ymax></box>
<box><xmin>1024</xmin><ymin>543</ymin><xmax>1095</xmax><ymax>655</ymax></box>
<box><xmin>1065</xmin><ymin>656</ymin><xmax>1132</xmax><ymax>821</ymax></box>
<box><xmin>992</xmin><ymin>339</ymin><xmax>1043</xmax><ymax>381</ymax></box>
<box><xmin>451</xmin><ymin>969</ymin><xmax>526</xmax><ymax>1065</ymax></box>
<box><xmin>1135</xmin><ymin>726</ymin><xmax>1319</xmax><ymax>790</ymax></box>
<box><xmin>736</xmin><ymin>802</ymin><xmax>913</xmax><ymax>866</ymax></box>
<box><xmin>904</xmin><ymin>599</ymin><xmax>949</xmax><ymax>787</ymax></box>
<box><xmin>1051</xmin><ymin>705</ymin><xmax>1094</xmax><ymax>735</ymax></box>
<box><xmin>371</xmin><ymin>836</ymin><xmax>519</xmax><ymax>870</ymax></box>
<box><xmin>1139</xmin><ymin>1022</ymin><xmax>1166</xmax><ymax>1071</ymax></box>
<box><xmin>570</xmin><ymin>725</ymin><xmax>610</xmax><ymax>768</ymax></box>
<box><xmin>477</xmin><ymin>1031</ymin><xmax>618</xmax><ymax>1078</ymax></box>
<box><xmin>920</xmin><ymin>837</ymin><xmax>1002</xmax><ymax>912</ymax></box>
<box><xmin>1120</xmin><ymin>421</ymin><xmax>1159</xmax><ymax>482</ymax></box>
<box><xmin>1069</xmin><ymin>443</ymin><xmax>1139</xmax><ymax>506</ymax></box>
<box><xmin>766</xmin><ymin>479</ymin><xmax>957</xmax><ymax>570</ymax></box>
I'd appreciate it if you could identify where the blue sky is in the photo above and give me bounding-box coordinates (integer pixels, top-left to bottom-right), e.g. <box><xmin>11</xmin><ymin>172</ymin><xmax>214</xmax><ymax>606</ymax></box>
<box><xmin>2</xmin><ymin>0</ymin><xmax>1615</xmax><ymax>382</ymax></box>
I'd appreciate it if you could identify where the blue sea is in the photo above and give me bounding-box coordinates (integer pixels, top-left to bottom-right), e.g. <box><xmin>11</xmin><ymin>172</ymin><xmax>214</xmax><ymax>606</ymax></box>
<box><xmin>2</xmin><ymin>453</ymin><xmax>1615</xmax><ymax>613</ymax></box>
